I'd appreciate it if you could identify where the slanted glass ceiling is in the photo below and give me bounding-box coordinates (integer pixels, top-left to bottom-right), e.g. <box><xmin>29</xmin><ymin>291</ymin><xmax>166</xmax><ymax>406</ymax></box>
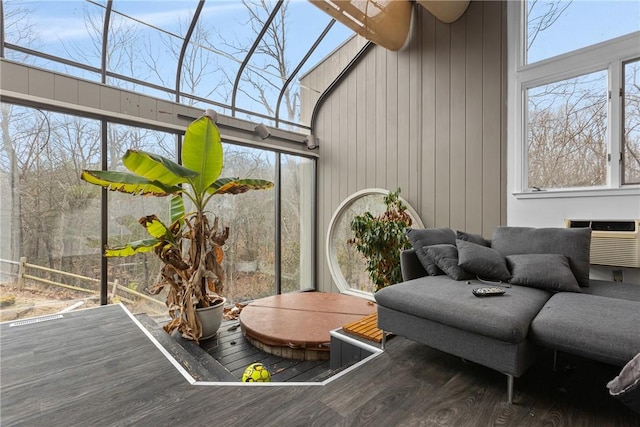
<box><xmin>2</xmin><ymin>0</ymin><xmax>355</xmax><ymax>130</ymax></box>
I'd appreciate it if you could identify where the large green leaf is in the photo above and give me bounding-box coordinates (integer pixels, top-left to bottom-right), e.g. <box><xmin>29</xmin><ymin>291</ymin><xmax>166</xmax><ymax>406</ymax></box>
<box><xmin>139</xmin><ymin>215</ymin><xmax>175</xmax><ymax>244</ymax></box>
<box><xmin>81</xmin><ymin>170</ymin><xmax>180</xmax><ymax>196</ymax></box>
<box><xmin>123</xmin><ymin>150</ymin><xmax>197</xmax><ymax>187</ymax></box>
<box><xmin>104</xmin><ymin>238</ymin><xmax>160</xmax><ymax>257</ymax></box>
<box><xmin>207</xmin><ymin>178</ymin><xmax>274</xmax><ymax>195</ymax></box>
<box><xmin>170</xmin><ymin>195</ymin><xmax>185</xmax><ymax>225</ymax></box>
<box><xmin>182</xmin><ymin>115</ymin><xmax>223</xmax><ymax>196</ymax></box>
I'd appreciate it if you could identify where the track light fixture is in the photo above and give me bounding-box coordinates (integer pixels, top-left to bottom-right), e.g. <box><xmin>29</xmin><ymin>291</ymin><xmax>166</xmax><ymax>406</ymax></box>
<box><xmin>305</xmin><ymin>134</ymin><xmax>318</xmax><ymax>150</ymax></box>
<box><xmin>204</xmin><ymin>109</ymin><xmax>218</xmax><ymax>123</ymax></box>
<box><xmin>255</xmin><ymin>123</ymin><xmax>271</xmax><ymax>140</ymax></box>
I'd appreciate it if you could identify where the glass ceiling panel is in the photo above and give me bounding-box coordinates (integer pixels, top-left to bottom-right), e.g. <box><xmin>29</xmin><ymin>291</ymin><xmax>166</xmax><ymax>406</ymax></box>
<box><xmin>276</xmin><ymin>5</ymin><xmax>353</xmax><ymax>126</ymax></box>
<box><xmin>2</xmin><ymin>0</ymin><xmax>356</xmax><ymax>128</ymax></box>
<box><xmin>3</xmin><ymin>0</ymin><xmax>106</xmax><ymax>78</ymax></box>
<box><xmin>191</xmin><ymin>0</ymin><xmax>278</xmax><ymax>114</ymax></box>
<box><xmin>107</xmin><ymin>0</ymin><xmax>200</xmax><ymax>94</ymax></box>
<box><xmin>176</xmin><ymin>1</ymin><xmax>256</xmax><ymax>110</ymax></box>
<box><xmin>235</xmin><ymin>0</ymin><xmax>354</xmax><ymax>125</ymax></box>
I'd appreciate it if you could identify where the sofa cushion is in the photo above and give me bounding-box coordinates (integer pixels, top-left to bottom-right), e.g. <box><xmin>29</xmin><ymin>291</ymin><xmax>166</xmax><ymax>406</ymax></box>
<box><xmin>531</xmin><ymin>293</ymin><xmax>640</xmax><ymax>366</ymax></box>
<box><xmin>426</xmin><ymin>244</ymin><xmax>473</xmax><ymax>281</ymax></box>
<box><xmin>457</xmin><ymin>239</ymin><xmax>510</xmax><ymax>282</ymax></box>
<box><xmin>456</xmin><ymin>230</ymin><xmax>491</xmax><ymax>247</ymax></box>
<box><xmin>491</xmin><ymin>227</ymin><xmax>591</xmax><ymax>287</ymax></box>
<box><xmin>407</xmin><ymin>228</ymin><xmax>456</xmax><ymax>276</ymax></box>
<box><xmin>375</xmin><ymin>276</ymin><xmax>552</xmax><ymax>343</ymax></box>
<box><xmin>506</xmin><ymin>254</ymin><xmax>581</xmax><ymax>293</ymax></box>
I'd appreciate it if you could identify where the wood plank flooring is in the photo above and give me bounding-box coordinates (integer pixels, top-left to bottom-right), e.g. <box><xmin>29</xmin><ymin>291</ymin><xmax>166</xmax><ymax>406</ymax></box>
<box><xmin>1</xmin><ymin>304</ymin><xmax>638</xmax><ymax>426</ymax></box>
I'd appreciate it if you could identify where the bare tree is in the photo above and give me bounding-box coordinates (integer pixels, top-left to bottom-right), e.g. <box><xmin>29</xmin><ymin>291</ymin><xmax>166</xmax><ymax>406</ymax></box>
<box><xmin>0</xmin><ymin>4</ymin><xmax>43</xmax><ymax>263</ymax></box>
<box><xmin>624</xmin><ymin>60</ymin><xmax>640</xmax><ymax>184</ymax></box>
<box><xmin>144</xmin><ymin>17</ymin><xmax>227</xmax><ymax>106</ymax></box>
<box><xmin>217</xmin><ymin>0</ymin><xmax>298</xmax><ymax>123</ymax></box>
<box><xmin>527</xmin><ymin>74</ymin><xmax>608</xmax><ymax>188</ymax></box>
<box><xmin>526</xmin><ymin>0</ymin><xmax>572</xmax><ymax>52</ymax></box>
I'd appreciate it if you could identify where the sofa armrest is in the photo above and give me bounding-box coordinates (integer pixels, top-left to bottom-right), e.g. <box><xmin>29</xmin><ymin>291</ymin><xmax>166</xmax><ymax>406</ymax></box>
<box><xmin>401</xmin><ymin>249</ymin><xmax>428</xmax><ymax>281</ymax></box>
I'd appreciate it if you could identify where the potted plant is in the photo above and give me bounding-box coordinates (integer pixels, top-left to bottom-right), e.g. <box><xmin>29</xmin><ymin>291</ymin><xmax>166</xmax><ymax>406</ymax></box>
<box><xmin>81</xmin><ymin>110</ymin><xmax>273</xmax><ymax>342</ymax></box>
<box><xmin>348</xmin><ymin>188</ymin><xmax>412</xmax><ymax>291</ymax></box>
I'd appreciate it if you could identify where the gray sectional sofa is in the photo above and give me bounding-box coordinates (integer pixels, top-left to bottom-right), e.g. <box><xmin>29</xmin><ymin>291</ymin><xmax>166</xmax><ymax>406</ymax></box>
<box><xmin>375</xmin><ymin>226</ymin><xmax>640</xmax><ymax>404</ymax></box>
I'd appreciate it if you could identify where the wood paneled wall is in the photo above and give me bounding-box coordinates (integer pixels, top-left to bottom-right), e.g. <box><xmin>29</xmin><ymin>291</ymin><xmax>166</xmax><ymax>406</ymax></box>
<box><xmin>304</xmin><ymin>2</ymin><xmax>507</xmax><ymax>293</ymax></box>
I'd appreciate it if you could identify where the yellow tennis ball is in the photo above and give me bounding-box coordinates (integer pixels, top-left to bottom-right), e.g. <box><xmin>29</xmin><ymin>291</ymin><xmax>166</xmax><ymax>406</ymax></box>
<box><xmin>242</xmin><ymin>363</ymin><xmax>271</xmax><ymax>382</ymax></box>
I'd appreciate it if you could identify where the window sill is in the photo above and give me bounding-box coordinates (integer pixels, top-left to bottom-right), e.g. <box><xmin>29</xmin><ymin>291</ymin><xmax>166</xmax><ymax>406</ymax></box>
<box><xmin>513</xmin><ymin>186</ymin><xmax>640</xmax><ymax>199</ymax></box>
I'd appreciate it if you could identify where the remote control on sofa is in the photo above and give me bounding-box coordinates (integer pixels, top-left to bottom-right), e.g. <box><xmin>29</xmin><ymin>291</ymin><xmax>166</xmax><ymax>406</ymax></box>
<box><xmin>472</xmin><ymin>287</ymin><xmax>505</xmax><ymax>297</ymax></box>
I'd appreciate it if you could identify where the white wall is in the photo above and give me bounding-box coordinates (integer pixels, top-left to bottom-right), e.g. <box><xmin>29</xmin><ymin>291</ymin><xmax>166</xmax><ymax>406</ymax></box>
<box><xmin>507</xmin><ymin>193</ymin><xmax>640</xmax><ymax>228</ymax></box>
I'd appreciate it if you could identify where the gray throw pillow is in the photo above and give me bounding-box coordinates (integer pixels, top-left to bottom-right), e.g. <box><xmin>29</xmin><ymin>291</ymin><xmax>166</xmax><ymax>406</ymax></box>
<box><xmin>457</xmin><ymin>239</ymin><xmax>510</xmax><ymax>281</ymax></box>
<box><xmin>506</xmin><ymin>254</ymin><xmax>582</xmax><ymax>293</ymax></box>
<box><xmin>415</xmin><ymin>246</ymin><xmax>442</xmax><ymax>276</ymax></box>
<box><xmin>456</xmin><ymin>230</ymin><xmax>491</xmax><ymax>247</ymax></box>
<box><xmin>407</xmin><ymin>228</ymin><xmax>456</xmax><ymax>276</ymax></box>
<box><xmin>491</xmin><ymin>227</ymin><xmax>591</xmax><ymax>287</ymax></box>
<box><xmin>425</xmin><ymin>244</ymin><xmax>473</xmax><ymax>281</ymax></box>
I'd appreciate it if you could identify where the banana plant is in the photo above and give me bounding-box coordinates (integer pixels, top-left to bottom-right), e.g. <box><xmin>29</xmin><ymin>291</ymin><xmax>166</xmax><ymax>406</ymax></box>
<box><xmin>81</xmin><ymin>111</ymin><xmax>273</xmax><ymax>341</ymax></box>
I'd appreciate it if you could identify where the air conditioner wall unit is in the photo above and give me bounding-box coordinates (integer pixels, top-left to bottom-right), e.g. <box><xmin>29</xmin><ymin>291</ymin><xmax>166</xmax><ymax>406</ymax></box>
<box><xmin>564</xmin><ymin>219</ymin><xmax>640</xmax><ymax>268</ymax></box>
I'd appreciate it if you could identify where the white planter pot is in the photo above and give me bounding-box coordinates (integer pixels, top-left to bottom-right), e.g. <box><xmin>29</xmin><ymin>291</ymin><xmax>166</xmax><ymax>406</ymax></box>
<box><xmin>196</xmin><ymin>297</ymin><xmax>226</xmax><ymax>340</ymax></box>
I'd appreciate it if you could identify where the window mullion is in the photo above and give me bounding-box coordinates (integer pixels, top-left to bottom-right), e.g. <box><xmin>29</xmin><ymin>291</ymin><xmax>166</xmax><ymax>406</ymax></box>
<box><xmin>609</xmin><ymin>62</ymin><xmax>622</xmax><ymax>188</ymax></box>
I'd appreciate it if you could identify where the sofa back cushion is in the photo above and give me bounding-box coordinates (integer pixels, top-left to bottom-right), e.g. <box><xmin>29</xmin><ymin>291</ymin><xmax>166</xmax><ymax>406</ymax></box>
<box><xmin>491</xmin><ymin>227</ymin><xmax>591</xmax><ymax>287</ymax></box>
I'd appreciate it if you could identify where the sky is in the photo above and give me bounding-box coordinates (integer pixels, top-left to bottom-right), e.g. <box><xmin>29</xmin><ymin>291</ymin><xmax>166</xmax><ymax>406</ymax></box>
<box><xmin>527</xmin><ymin>0</ymin><xmax>640</xmax><ymax>63</ymax></box>
<box><xmin>3</xmin><ymin>0</ymin><xmax>354</xmax><ymax>121</ymax></box>
<box><xmin>4</xmin><ymin>0</ymin><xmax>639</xmax><ymax>121</ymax></box>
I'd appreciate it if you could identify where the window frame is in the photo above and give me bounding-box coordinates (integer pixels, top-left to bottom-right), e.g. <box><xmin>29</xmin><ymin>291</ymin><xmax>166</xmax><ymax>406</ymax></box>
<box><xmin>508</xmin><ymin>2</ymin><xmax>640</xmax><ymax>198</ymax></box>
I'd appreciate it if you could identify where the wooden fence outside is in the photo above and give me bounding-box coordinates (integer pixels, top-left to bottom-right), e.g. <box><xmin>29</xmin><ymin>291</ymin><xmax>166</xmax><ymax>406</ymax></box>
<box><xmin>0</xmin><ymin>257</ymin><xmax>165</xmax><ymax>311</ymax></box>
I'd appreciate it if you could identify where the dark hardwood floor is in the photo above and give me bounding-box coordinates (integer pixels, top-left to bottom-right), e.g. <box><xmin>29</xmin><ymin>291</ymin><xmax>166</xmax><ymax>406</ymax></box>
<box><xmin>1</xmin><ymin>304</ymin><xmax>638</xmax><ymax>426</ymax></box>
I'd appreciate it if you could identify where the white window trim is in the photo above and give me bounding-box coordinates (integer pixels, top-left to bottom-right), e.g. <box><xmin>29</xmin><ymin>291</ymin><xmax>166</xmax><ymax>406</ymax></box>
<box><xmin>508</xmin><ymin>2</ymin><xmax>640</xmax><ymax>198</ymax></box>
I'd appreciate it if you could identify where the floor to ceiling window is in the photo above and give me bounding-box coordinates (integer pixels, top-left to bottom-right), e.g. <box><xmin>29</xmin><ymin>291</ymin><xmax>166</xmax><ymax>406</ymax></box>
<box><xmin>0</xmin><ymin>103</ymin><xmax>315</xmax><ymax>313</ymax></box>
<box><xmin>1</xmin><ymin>0</ymin><xmax>347</xmax><ymax>313</ymax></box>
<box><xmin>0</xmin><ymin>105</ymin><xmax>102</xmax><ymax>296</ymax></box>
<box><xmin>512</xmin><ymin>1</ymin><xmax>640</xmax><ymax>193</ymax></box>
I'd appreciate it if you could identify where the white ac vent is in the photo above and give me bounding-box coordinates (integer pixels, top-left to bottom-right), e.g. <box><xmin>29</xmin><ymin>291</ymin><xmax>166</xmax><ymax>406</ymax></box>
<box><xmin>564</xmin><ymin>220</ymin><xmax>640</xmax><ymax>268</ymax></box>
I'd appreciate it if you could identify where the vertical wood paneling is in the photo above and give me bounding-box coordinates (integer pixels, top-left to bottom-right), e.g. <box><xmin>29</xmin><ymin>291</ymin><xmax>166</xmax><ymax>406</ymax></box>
<box><xmin>331</xmin><ymin>81</ymin><xmax>342</xmax><ymax>246</ymax></box>
<box><xmin>375</xmin><ymin>48</ymin><xmax>387</xmax><ymax>189</ymax></box>
<box><xmin>310</xmin><ymin>3</ymin><xmax>507</xmax><ymax>291</ymax></box>
<box><xmin>465</xmin><ymin>1</ymin><xmax>484</xmax><ymax>234</ymax></box>
<box><xmin>500</xmin><ymin>3</ymin><xmax>509</xmax><ymax>227</ymax></box>
<box><xmin>346</xmin><ymin>70</ymin><xmax>357</xmax><ymax>195</ymax></box>
<box><xmin>450</xmin><ymin>16</ymin><xmax>467</xmax><ymax>232</ymax></box>
<box><xmin>338</xmin><ymin>69</ymin><xmax>348</xmax><ymax>204</ymax></box>
<box><xmin>408</xmin><ymin>24</ymin><xmax>422</xmax><ymax>211</ymax></box>
<box><xmin>482</xmin><ymin>1</ymin><xmax>504</xmax><ymax>237</ymax></box>
<box><xmin>386</xmin><ymin>50</ymin><xmax>399</xmax><ymax>188</ymax></box>
<box><xmin>434</xmin><ymin>21</ymin><xmax>451</xmax><ymax>227</ymax></box>
<box><xmin>365</xmin><ymin>53</ymin><xmax>377</xmax><ymax>186</ymax></box>
<box><xmin>397</xmin><ymin>48</ymin><xmax>411</xmax><ymax>199</ymax></box>
<box><xmin>356</xmin><ymin>56</ymin><xmax>367</xmax><ymax>191</ymax></box>
<box><xmin>421</xmin><ymin>12</ymin><xmax>437</xmax><ymax>227</ymax></box>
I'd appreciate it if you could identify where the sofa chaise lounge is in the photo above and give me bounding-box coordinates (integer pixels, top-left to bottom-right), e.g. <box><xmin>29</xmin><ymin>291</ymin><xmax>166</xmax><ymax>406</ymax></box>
<box><xmin>374</xmin><ymin>226</ymin><xmax>640</xmax><ymax>404</ymax></box>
